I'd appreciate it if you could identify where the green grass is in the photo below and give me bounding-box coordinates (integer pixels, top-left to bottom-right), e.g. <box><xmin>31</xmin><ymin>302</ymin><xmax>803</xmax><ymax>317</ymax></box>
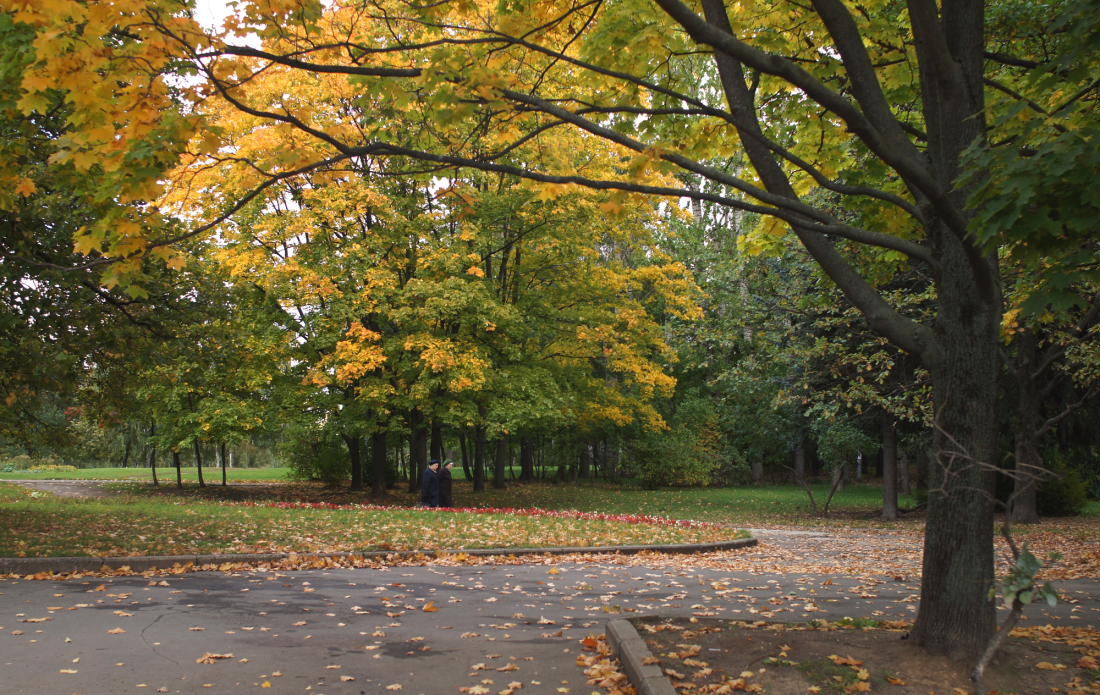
<box><xmin>0</xmin><ymin>481</ymin><xmax>747</xmax><ymax>558</ymax></box>
<box><xmin>407</xmin><ymin>480</ymin><xmax>923</xmax><ymax>526</ymax></box>
<box><xmin>0</xmin><ymin>466</ymin><xmax>293</xmax><ymax>481</ymax></box>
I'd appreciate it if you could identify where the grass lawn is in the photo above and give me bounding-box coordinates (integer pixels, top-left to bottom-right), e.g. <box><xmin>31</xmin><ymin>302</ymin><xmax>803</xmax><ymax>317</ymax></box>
<box><xmin>0</xmin><ymin>481</ymin><xmax>745</xmax><ymax>558</ymax></box>
<box><xmin>3</xmin><ymin>473</ymin><xmax>1096</xmax><ymax>560</ymax></box>
<box><xmin>0</xmin><ymin>466</ymin><xmax>293</xmax><ymax>482</ymax></box>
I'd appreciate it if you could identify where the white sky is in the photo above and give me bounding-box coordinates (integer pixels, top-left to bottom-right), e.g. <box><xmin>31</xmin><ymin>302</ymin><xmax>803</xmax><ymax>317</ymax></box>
<box><xmin>193</xmin><ymin>0</ymin><xmax>233</xmax><ymax>30</ymax></box>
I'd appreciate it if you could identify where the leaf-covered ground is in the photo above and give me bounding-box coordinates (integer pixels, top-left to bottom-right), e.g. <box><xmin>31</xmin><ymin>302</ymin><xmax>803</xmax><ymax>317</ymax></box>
<box><xmin>611</xmin><ymin>617</ymin><xmax>1100</xmax><ymax>694</ymax></box>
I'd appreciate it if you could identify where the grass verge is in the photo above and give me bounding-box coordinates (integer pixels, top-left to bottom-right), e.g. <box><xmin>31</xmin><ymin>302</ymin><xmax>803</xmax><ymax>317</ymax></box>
<box><xmin>0</xmin><ymin>482</ymin><xmax>746</xmax><ymax>558</ymax></box>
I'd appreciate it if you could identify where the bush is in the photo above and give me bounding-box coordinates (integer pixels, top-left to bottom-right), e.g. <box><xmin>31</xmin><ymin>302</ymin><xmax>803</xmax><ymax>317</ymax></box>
<box><xmin>631</xmin><ymin>393</ymin><xmax>723</xmax><ymax>488</ymax></box>
<box><xmin>280</xmin><ymin>427</ymin><xmax>349</xmax><ymax>486</ymax></box>
<box><xmin>0</xmin><ymin>454</ymin><xmax>62</xmax><ymax>471</ymax></box>
<box><xmin>1037</xmin><ymin>460</ymin><xmax>1089</xmax><ymax>517</ymax></box>
<box><xmin>27</xmin><ymin>464</ymin><xmax>78</xmax><ymax>473</ymax></box>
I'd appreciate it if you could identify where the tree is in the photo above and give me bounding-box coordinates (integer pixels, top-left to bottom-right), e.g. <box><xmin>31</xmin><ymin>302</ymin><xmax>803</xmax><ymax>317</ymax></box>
<box><xmin>7</xmin><ymin>0</ymin><xmax>1097</xmax><ymax>659</ymax></box>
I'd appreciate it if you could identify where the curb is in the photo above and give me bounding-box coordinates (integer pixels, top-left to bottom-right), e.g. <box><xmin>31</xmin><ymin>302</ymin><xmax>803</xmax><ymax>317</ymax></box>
<box><xmin>606</xmin><ymin>617</ymin><xmax>678</xmax><ymax>695</ymax></box>
<box><xmin>0</xmin><ymin>537</ymin><xmax>757</xmax><ymax>577</ymax></box>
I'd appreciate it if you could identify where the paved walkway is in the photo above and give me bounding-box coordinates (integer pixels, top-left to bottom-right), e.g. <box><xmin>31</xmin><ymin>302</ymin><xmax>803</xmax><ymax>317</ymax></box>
<box><xmin>3</xmin><ymin>553</ymin><xmax>1098</xmax><ymax>695</ymax></box>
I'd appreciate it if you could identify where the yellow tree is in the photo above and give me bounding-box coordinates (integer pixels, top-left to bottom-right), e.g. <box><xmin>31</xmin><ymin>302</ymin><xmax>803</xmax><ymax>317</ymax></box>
<box><xmin>165</xmin><ymin>53</ymin><xmax>697</xmax><ymax>491</ymax></box>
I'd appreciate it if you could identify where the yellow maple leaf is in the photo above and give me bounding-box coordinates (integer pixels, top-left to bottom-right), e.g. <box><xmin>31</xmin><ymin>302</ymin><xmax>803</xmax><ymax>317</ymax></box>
<box><xmin>14</xmin><ymin>178</ymin><xmax>37</xmax><ymax>197</ymax></box>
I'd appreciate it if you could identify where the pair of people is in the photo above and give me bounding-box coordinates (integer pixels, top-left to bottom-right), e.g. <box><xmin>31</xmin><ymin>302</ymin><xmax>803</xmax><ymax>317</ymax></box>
<box><xmin>420</xmin><ymin>459</ymin><xmax>454</xmax><ymax>508</ymax></box>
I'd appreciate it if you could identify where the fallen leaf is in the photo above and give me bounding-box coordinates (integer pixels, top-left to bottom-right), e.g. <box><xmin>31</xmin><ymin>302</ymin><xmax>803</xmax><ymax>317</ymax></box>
<box><xmin>196</xmin><ymin>653</ymin><xmax>234</xmax><ymax>664</ymax></box>
<box><xmin>107</xmin><ymin>627</ymin><xmax>127</xmax><ymax>634</ymax></box>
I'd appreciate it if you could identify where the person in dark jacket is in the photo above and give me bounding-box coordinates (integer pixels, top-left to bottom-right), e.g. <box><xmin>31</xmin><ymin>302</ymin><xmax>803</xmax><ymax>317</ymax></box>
<box><xmin>420</xmin><ymin>460</ymin><xmax>440</xmax><ymax>507</ymax></box>
<box><xmin>438</xmin><ymin>461</ymin><xmax>454</xmax><ymax>508</ymax></box>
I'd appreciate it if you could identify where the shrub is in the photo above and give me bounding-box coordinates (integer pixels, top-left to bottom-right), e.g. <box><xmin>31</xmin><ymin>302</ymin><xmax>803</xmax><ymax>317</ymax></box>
<box><xmin>27</xmin><ymin>464</ymin><xmax>78</xmax><ymax>472</ymax></box>
<box><xmin>280</xmin><ymin>427</ymin><xmax>349</xmax><ymax>486</ymax></box>
<box><xmin>1037</xmin><ymin>460</ymin><xmax>1089</xmax><ymax>517</ymax></box>
<box><xmin>0</xmin><ymin>454</ymin><xmax>62</xmax><ymax>471</ymax></box>
<box><xmin>631</xmin><ymin>393</ymin><xmax>722</xmax><ymax>488</ymax></box>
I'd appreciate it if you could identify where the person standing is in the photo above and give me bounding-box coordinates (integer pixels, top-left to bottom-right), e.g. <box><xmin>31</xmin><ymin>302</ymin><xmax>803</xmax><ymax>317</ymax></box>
<box><xmin>438</xmin><ymin>461</ymin><xmax>455</xmax><ymax>508</ymax></box>
<box><xmin>420</xmin><ymin>460</ymin><xmax>440</xmax><ymax>508</ymax></box>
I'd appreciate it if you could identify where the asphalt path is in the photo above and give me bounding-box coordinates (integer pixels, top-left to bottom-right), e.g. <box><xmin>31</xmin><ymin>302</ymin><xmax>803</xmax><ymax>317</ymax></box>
<box><xmin>3</xmin><ymin>554</ymin><xmax>1099</xmax><ymax>695</ymax></box>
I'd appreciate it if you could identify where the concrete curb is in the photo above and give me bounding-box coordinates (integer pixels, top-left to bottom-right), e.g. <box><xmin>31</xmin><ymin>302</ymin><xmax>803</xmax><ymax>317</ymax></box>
<box><xmin>0</xmin><ymin>537</ymin><xmax>757</xmax><ymax>577</ymax></box>
<box><xmin>606</xmin><ymin>617</ymin><xmax>678</xmax><ymax>695</ymax></box>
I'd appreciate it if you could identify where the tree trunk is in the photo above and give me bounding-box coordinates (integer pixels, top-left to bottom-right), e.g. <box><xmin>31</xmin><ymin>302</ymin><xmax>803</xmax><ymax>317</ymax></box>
<box><xmin>408</xmin><ymin>408</ymin><xmax>427</xmax><ymax>493</ymax></box>
<box><xmin>473</xmin><ymin>423</ymin><xmax>487</xmax><ymax>492</ymax></box>
<box><xmin>458</xmin><ymin>430</ymin><xmax>472</xmax><ymax>483</ymax></box>
<box><xmin>910</xmin><ymin>231</ymin><xmax>1000</xmax><ymax>659</ymax></box>
<box><xmin>121</xmin><ymin>433</ymin><xmax>132</xmax><ymax>468</ymax></box>
<box><xmin>147</xmin><ymin>423</ymin><xmax>158</xmax><ymax>487</ymax></box>
<box><xmin>370</xmin><ymin>430</ymin><xmax>387</xmax><ymax>497</ymax></box>
<box><xmin>519</xmin><ymin>437</ymin><xmax>535</xmax><ymax>482</ymax></box>
<box><xmin>173</xmin><ymin>450</ymin><xmax>183</xmax><ymax>489</ymax></box>
<box><xmin>193</xmin><ymin>440</ymin><xmax>205</xmax><ymax>487</ymax></box>
<box><xmin>881</xmin><ymin>414</ymin><xmax>898</xmax><ymax>521</ymax></box>
<box><xmin>898</xmin><ymin>449</ymin><xmax>911</xmax><ymax>496</ymax></box>
<box><xmin>1010</xmin><ymin>332</ymin><xmax>1042</xmax><ymax>523</ymax></box>
<box><xmin>344</xmin><ymin>434</ymin><xmax>364</xmax><ymax>491</ymax></box>
<box><xmin>579</xmin><ymin>441</ymin><xmax>591</xmax><ymax>479</ymax></box>
<box><xmin>493</xmin><ymin>436</ymin><xmax>508</xmax><ymax>489</ymax></box>
<box><xmin>430</xmin><ymin>418</ymin><xmax>444</xmax><ymax>463</ymax></box>
<box><xmin>219</xmin><ymin>442</ymin><xmax>228</xmax><ymax>486</ymax></box>
<box><xmin>750</xmin><ymin>455</ymin><xmax>763</xmax><ymax>485</ymax></box>
<box><xmin>793</xmin><ymin>437</ymin><xmax>806</xmax><ymax>485</ymax></box>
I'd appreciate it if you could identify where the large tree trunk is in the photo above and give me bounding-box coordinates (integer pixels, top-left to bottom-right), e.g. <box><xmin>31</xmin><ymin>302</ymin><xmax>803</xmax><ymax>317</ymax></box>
<box><xmin>519</xmin><ymin>437</ymin><xmax>535</xmax><ymax>482</ymax></box>
<box><xmin>750</xmin><ymin>457</ymin><xmax>764</xmax><ymax>485</ymax></box>
<box><xmin>408</xmin><ymin>408</ymin><xmax>427</xmax><ymax>493</ymax></box>
<box><xmin>370</xmin><ymin>430</ymin><xmax>387</xmax><ymax>496</ymax></box>
<box><xmin>578</xmin><ymin>441</ymin><xmax>592</xmax><ymax>479</ymax></box>
<box><xmin>881</xmin><ymin>414</ymin><xmax>898</xmax><ymax>520</ymax></box>
<box><xmin>909</xmin><ymin>230</ymin><xmax>1000</xmax><ymax>658</ymax></box>
<box><xmin>793</xmin><ymin>436</ymin><xmax>806</xmax><ymax>485</ymax></box>
<box><xmin>193</xmin><ymin>440</ymin><xmax>205</xmax><ymax>487</ymax></box>
<box><xmin>430</xmin><ymin>418</ymin><xmax>444</xmax><ymax>463</ymax></box>
<box><xmin>172</xmin><ymin>450</ymin><xmax>183</xmax><ymax>489</ymax></box>
<box><xmin>219</xmin><ymin>442</ymin><xmax>228</xmax><ymax>486</ymax></box>
<box><xmin>344</xmin><ymin>434</ymin><xmax>363</xmax><ymax>491</ymax></box>
<box><xmin>473</xmin><ymin>423</ymin><xmax>487</xmax><ymax>492</ymax></box>
<box><xmin>147</xmin><ymin>423</ymin><xmax>158</xmax><ymax>487</ymax></box>
<box><xmin>493</xmin><ymin>436</ymin><xmax>508</xmax><ymax>489</ymax></box>
<box><xmin>458</xmin><ymin>430</ymin><xmax>472</xmax><ymax>484</ymax></box>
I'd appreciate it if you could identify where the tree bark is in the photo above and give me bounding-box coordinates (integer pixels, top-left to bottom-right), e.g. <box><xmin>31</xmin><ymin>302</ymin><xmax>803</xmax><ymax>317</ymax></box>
<box><xmin>370</xmin><ymin>430</ymin><xmax>387</xmax><ymax>496</ymax></box>
<box><xmin>881</xmin><ymin>414</ymin><xmax>898</xmax><ymax>520</ymax></box>
<box><xmin>430</xmin><ymin>418</ymin><xmax>444</xmax><ymax>463</ymax></box>
<box><xmin>193</xmin><ymin>440</ymin><xmax>205</xmax><ymax>487</ymax></box>
<box><xmin>147</xmin><ymin>423</ymin><xmax>158</xmax><ymax>487</ymax></box>
<box><xmin>793</xmin><ymin>436</ymin><xmax>806</xmax><ymax>486</ymax></box>
<box><xmin>344</xmin><ymin>434</ymin><xmax>364</xmax><ymax>491</ymax></box>
<box><xmin>408</xmin><ymin>408</ymin><xmax>427</xmax><ymax>493</ymax></box>
<box><xmin>473</xmin><ymin>423</ymin><xmax>487</xmax><ymax>492</ymax></box>
<box><xmin>172</xmin><ymin>450</ymin><xmax>182</xmax><ymax>489</ymax></box>
<box><xmin>219</xmin><ymin>442</ymin><xmax>228</xmax><ymax>486</ymax></box>
<box><xmin>458</xmin><ymin>430</ymin><xmax>472</xmax><ymax>484</ymax></box>
<box><xmin>909</xmin><ymin>228</ymin><xmax>1000</xmax><ymax>658</ymax></box>
<box><xmin>493</xmin><ymin>436</ymin><xmax>508</xmax><ymax>489</ymax></box>
<box><xmin>519</xmin><ymin>437</ymin><xmax>535</xmax><ymax>482</ymax></box>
